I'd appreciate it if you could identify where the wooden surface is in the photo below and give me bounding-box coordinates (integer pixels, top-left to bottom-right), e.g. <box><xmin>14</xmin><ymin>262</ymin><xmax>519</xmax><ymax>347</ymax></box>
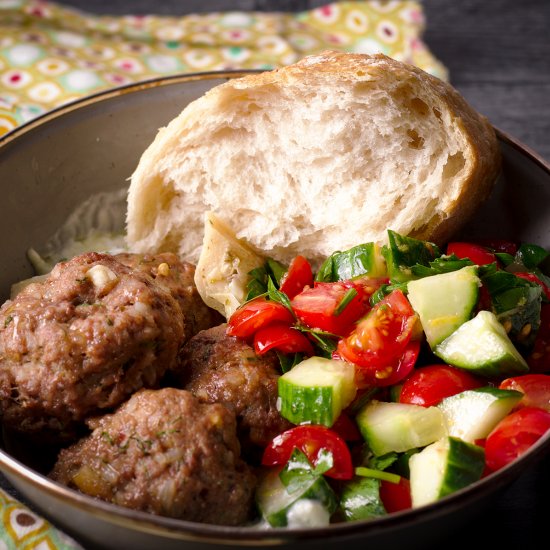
<box><xmin>1</xmin><ymin>1</ymin><xmax>549</xmax><ymax>548</ymax></box>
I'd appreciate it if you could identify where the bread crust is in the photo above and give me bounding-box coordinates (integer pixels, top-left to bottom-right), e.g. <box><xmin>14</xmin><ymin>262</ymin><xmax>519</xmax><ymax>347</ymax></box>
<box><xmin>126</xmin><ymin>51</ymin><xmax>501</xmax><ymax>264</ymax></box>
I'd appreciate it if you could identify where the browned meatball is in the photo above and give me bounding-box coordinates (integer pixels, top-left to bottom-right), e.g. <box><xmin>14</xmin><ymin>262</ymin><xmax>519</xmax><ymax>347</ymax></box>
<box><xmin>175</xmin><ymin>324</ymin><xmax>292</xmax><ymax>451</ymax></box>
<box><xmin>0</xmin><ymin>252</ymin><xmax>184</xmax><ymax>440</ymax></box>
<box><xmin>50</xmin><ymin>388</ymin><xmax>256</xmax><ymax>525</ymax></box>
<box><xmin>114</xmin><ymin>252</ymin><xmax>223</xmax><ymax>341</ymax></box>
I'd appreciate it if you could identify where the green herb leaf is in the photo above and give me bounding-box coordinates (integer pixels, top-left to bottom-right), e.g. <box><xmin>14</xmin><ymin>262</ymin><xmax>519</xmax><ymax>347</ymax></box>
<box><xmin>315</xmin><ymin>243</ymin><xmax>386</xmax><ymax>282</ymax></box>
<box><xmin>334</xmin><ymin>288</ymin><xmax>358</xmax><ymax>316</ymax></box>
<box><xmin>295</xmin><ymin>326</ymin><xmax>338</xmax><ymax>356</ymax></box>
<box><xmin>495</xmin><ymin>252</ymin><xmax>515</xmax><ymax>267</ymax></box>
<box><xmin>313</xmin><ymin>449</ymin><xmax>334</xmax><ymax>476</ymax></box>
<box><xmin>245</xmin><ymin>258</ymin><xmax>288</xmax><ymax>301</ymax></box>
<box><xmin>279</xmin><ymin>448</ymin><xmax>318</xmax><ymax>493</ymax></box>
<box><xmin>370</xmin><ymin>282</ymin><xmax>408</xmax><ymax>305</ymax></box>
<box><xmin>266</xmin><ymin>258</ymin><xmax>287</xmax><ymax>287</ymax></box>
<box><xmin>382</xmin><ymin>230</ymin><xmax>440</xmax><ymax>283</ymax></box>
<box><xmin>267</xmin><ymin>277</ymin><xmax>295</xmax><ymax>318</ymax></box>
<box><xmin>354</xmin><ymin>467</ymin><xmax>401</xmax><ymax>484</ymax></box>
<box><xmin>516</xmin><ymin>243</ymin><xmax>549</xmax><ymax>269</ymax></box>
<box><xmin>276</xmin><ymin>351</ymin><xmax>304</xmax><ymax>373</ymax></box>
<box><xmin>367</xmin><ymin>452</ymin><xmax>398</xmax><ymax>471</ymax></box>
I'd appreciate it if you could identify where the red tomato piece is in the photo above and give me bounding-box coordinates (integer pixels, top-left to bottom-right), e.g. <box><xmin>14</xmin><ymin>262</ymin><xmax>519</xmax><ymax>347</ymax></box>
<box><xmin>515</xmin><ymin>272</ymin><xmax>550</xmax><ymax>300</ymax></box>
<box><xmin>330</xmin><ymin>412</ymin><xmax>362</xmax><ymax>442</ymax></box>
<box><xmin>261</xmin><ymin>425</ymin><xmax>354</xmax><ymax>480</ymax></box>
<box><xmin>527</xmin><ymin>303</ymin><xmax>550</xmax><ymax>373</ymax></box>
<box><xmin>336</xmin><ymin>289</ymin><xmax>417</xmax><ymax>369</ymax></box>
<box><xmin>477</xmin><ymin>284</ymin><xmax>493</xmax><ymax>311</ymax></box>
<box><xmin>484</xmin><ymin>407</ymin><xmax>550</xmax><ymax>472</ymax></box>
<box><xmin>446</xmin><ymin>242</ymin><xmax>497</xmax><ymax>266</ymax></box>
<box><xmin>253</xmin><ymin>322</ymin><xmax>314</xmax><ymax>356</ymax></box>
<box><xmin>379</xmin><ymin>477</ymin><xmax>412</xmax><ymax>513</ymax></box>
<box><xmin>291</xmin><ymin>280</ymin><xmax>373</xmax><ymax>337</ymax></box>
<box><xmin>226</xmin><ymin>297</ymin><xmax>294</xmax><ymax>339</ymax></box>
<box><xmin>472</xmin><ymin>239</ymin><xmax>519</xmax><ymax>256</ymax></box>
<box><xmin>352</xmin><ymin>340</ymin><xmax>420</xmax><ymax>389</ymax></box>
<box><xmin>499</xmin><ymin>374</ymin><xmax>550</xmax><ymax>412</ymax></box>
<box><xmin>399</xmin><ymin>364</ymin><xmax>484</xmax><ymax>407</ymax></box>
<box><xmin>279</xmin><ymin>255</ymin><xmax>314</xmax><ymax>299</ymax></box>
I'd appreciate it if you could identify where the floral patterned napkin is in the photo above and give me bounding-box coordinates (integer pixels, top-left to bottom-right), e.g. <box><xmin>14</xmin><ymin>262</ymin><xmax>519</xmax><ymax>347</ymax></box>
<box><xmin>0</xmin><ymin>487</ymin><xmax>83</xmax><ymax>549</ymax></box>
<box><xmin>0</xmin><ymin>1</ymin><xmax>448</xmax><ymax>548</ymax></box>
<box><xmin>0</xmin><ymin>0</ymin><xmax>448</xmax><ymax>137</ymax></box>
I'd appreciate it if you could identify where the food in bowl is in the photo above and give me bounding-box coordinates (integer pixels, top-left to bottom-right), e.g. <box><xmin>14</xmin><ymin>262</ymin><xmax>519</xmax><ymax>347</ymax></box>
<box><xmin>0</xmin><ymin>51</ymin><xmax>549</xmax><ymax>531</ymax></box>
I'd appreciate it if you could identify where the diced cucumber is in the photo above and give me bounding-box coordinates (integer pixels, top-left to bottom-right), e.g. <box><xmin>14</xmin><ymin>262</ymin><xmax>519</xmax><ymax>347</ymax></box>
<box><xmin>338</xmin><ymin>476</ymin><xmax>386</xmax><ymax>522</ymax></box>
<box><xmin>355</xmin><ymin>400</ymin><xmax>447</xmax><ymax>456</ymax></box>
<box><xmin>382</xmin><ymin>230</ymin><xmax>440</xmax><ymax>283</ymax></box>
<box><xmin>256</xmin><ymin>450</ymin><xmax>338</xmax><ymax>527</ymax></box>
<box><xmin>409</xmin><ymin>436</ymin><xmax>485</xmax><ymax>507</ymax></box>
<box><xmin>406</xmin><ymin>266</ymin><xmax>480</xmax><ymax>348</ymax></box>
<box><xmin>278</xmin><ymin>357</ymin><xmax>357</xmax><ymax>426</ymax></box>
<box><xmin>316</xmin><ymin>242</ymin><xmax>387</xmax><ymax>282</ymax></box>
<box><xmin>438</xmin><ymin>386</ymin><xmax>523</xmax><ymax>442</ymax></box>
<box><xmin>434</xmin><ymin>310</ymin><xmax>529</xmax><ymax>377</ymax></box>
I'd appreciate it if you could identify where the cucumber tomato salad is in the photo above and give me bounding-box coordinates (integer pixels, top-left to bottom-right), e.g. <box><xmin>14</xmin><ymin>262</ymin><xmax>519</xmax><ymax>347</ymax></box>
<box><xmin>226</xmin><ymin>230</ymin><xmax>550</xmax><ymax>527</ymax></box>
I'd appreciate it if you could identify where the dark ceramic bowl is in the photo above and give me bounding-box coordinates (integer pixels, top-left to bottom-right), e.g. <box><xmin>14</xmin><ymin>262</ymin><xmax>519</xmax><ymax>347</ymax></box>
<box><xmin>0</xmin><ymin>72</ymin><xmax>549</xmax><ymax>550</ymax></box>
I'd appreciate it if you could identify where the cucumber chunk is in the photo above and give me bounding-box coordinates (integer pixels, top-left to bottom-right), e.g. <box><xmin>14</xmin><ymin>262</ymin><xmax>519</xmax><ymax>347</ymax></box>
<box><xmin>434</xmin><ymin>310</ymin><xmax>529</xmax><ymax>377</ymax></box>
<box><xmin>356</xmin><ymin>400</ymin><xmax>447</xmax><ymax>456</ymax></box>
<box><xmin>338</xmin><ymin>476</ymin><xmax>386</xmax><ymax>522</ymax></box>
<box><xmin>278</xmin><ymin>357</ymin><xmax>356</xmax><ymax>426</ymax></box>
<box><xmin>316</xmin><ymin>242</ymin><xmax>387</xmax><ymax>282</ymax></box>
<box><xmin>406</xmin><ymin>266</ymin><xmax>480</xmax><ymax>348</ymax></box>
<box><xmin>409</xmin><ymin>436</ymin><xmax>485</xmax><ymax>507</ymax></box>
<box><xmin>438</xmin><ymin>386</ymin><xmax>523</xmax><ymax>442</ymax></box>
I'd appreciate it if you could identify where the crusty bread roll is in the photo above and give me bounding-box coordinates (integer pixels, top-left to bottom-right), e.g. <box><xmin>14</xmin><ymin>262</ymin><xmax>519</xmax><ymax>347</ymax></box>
<box><xmin>126</xmin><ymin>50</ymin><xmax>501</xmax><ymax>268</ymax></box>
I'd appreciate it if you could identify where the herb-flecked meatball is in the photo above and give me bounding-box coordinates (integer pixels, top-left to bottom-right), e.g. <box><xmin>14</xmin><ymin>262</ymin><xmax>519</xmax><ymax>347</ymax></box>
<box><xmin>50</xmin><ymin>388</ymin><xmax>257</xmax><ymax>525</ymax></box>
<box><xmin>174</xmin><ymin>324</ymin><xmax>292</xmax><ymax>451</ymax></box>
<box><xmin>114</xmin><ymin>251</ymin><xmax>223</xmax><ymax>341</ymax></box>
<box><xmin>0</xmin><ymin>252</ymin><xmax>184</xmax><ymax>440</ymax></box>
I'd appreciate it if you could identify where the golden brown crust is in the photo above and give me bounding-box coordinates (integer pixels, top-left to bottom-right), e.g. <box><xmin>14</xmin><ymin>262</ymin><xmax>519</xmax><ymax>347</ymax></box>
<box><xmin>220</xmin><ymin>50</ymin><xmax>501</xmax><ymax>246</ymax></box>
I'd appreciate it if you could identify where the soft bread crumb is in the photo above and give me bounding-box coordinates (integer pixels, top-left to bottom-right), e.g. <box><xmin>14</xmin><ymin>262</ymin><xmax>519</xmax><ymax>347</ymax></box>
<box><xmin>126</xmin><ymin>51</ymin><xmax>500</xmax><ymax>268</ymax></box>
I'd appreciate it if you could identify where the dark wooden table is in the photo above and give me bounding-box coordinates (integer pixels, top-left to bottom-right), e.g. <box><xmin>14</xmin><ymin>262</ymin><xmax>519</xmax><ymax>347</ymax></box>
<box><xmin>2</xmin><ymin>0</ymin><xmax>549</xmax><ymax>548</ymax></box>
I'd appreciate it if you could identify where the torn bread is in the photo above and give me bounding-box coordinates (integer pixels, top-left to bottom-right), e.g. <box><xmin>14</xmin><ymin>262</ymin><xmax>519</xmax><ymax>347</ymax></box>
<box><xmin>126</xmin><ymin>50</ymin><xmax>501</xmax><ymax>268</ymax></box>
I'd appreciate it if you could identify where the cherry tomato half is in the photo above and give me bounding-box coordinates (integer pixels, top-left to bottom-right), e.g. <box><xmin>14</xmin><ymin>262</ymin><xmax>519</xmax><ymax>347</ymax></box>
<box><xmin>291</xmin><ymin>280</ymin><xmax>373</xmax><ymax>337</ymax></box>
<box><xmin>484</xmin><ymin>407</ymin><xmax>550</xmax><ymax>472</ymax></box>
<box><xmin>331</xmin><ymin>411</ymin><xmax>362</xmax><ymax>441</ymax></box>
<box><xmin>399</xmin><ymin>364</ymin><xmax>484</xmax><ymax>407</ymax></box>
<box><xmin>499</xmin><ymin>374</ymin><xmax>550</xmax><ymax>412</ymax></box>
<box><xmin>261</xmin><ymin>425</ymin><xmax>354</xmax><ymax>480</ymax></box>
<box><xmin>352</xmin><ymin>340</ymin><xmax>421</xmax><ymax>389</ymax></box>
<box><xmin>253</xmin><ymin>322</ymin><xmax>314</xmax><ymax>356</ymax></box>
<box><xmin>279</xmin><ymin>255</ymin><xmax>314</xmax><ymax>299</ymax></box>
<box><xmin>337</xmin><ymin>289</ymin><xmax>417</xmax><ymax>369</ymax></box>
<box><xmin>446</xmin><ymin>242</ymin><xmax>497</xmax><ymax>266</ymax></box>
<box><xmin>379</xmin><ymin>477</ymin><xmax>412</xmax><ymax>513</ymax></box>
<box><xmin>515</xmin><ymin>272</ymin><xmax>550</xmax><ymax>301</ymax></box>
<box><xmin>527</xmin><ymin>303</ymin><xmax>550</xmax><ymax>373</ymax></box>
<box><xmin>227</xmin><ymin>297</ymin><xmax>294</xmax><ymax>339</ymax></box>
<box><xmin>472</xmin><ymin>239</ymin><xmax>518</xmax><ymax>256</ymax></box>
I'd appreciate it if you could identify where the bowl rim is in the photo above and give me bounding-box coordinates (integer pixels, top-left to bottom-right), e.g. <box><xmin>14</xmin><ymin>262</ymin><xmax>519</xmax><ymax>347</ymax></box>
<box><xmin>1</xmin><ymin>70</ymin><xmax>550</xmax><ymax>546</ymax></box>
